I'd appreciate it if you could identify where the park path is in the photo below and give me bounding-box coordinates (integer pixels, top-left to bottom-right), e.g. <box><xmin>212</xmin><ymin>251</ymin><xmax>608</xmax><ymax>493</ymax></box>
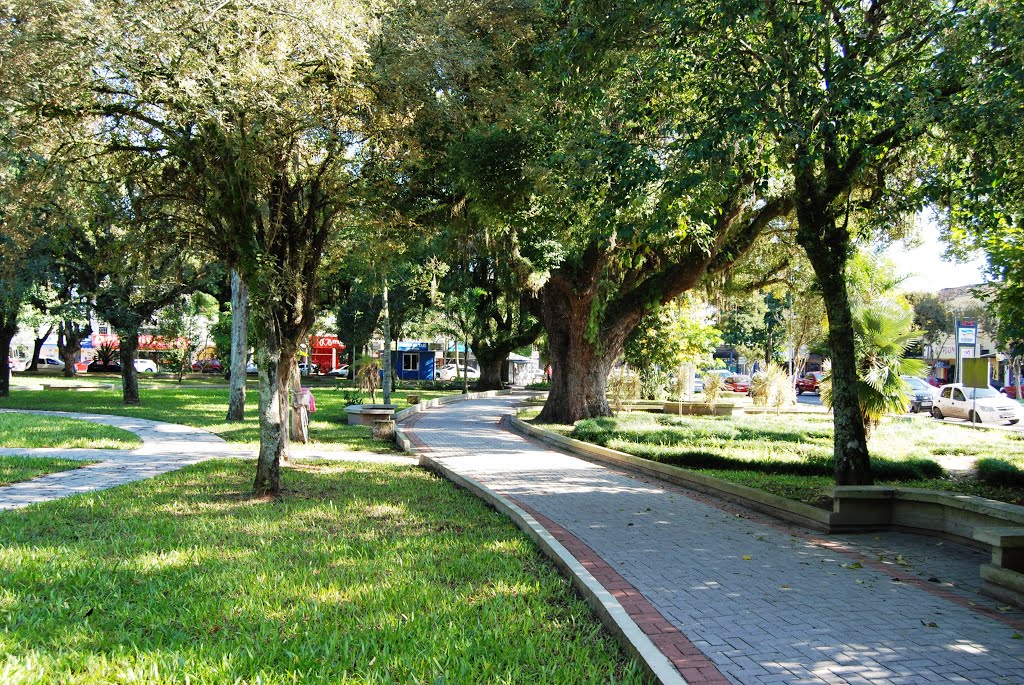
<box><xmin>0</xmin><ymin>409</ymin><xmax>413</xmax><ymax>510</ymax></box>
<box><xmin>404</xmin><ymin>394</ymin><xmax>1024</xmax><ymax>685</ymax></box>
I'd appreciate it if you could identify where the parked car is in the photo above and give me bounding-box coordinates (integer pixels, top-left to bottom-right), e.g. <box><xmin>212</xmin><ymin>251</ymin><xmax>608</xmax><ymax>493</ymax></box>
<box><xmin>298</xmin><ymin>362</ymin><xmax>320</xmax><ymax>376</ymax></box>
<box><xmin>932</xmin><ymin>383</ymin><xmax>1021</xmax><ymax>425</ymax></box>
<box><xmin>693</xmin><ymin>375</ymin><xmax>704</xmax><ymax>393</ymax></box>
<box><xmin>87</xmin><ymin>360</ymin><xmax>122</xmax><ymax>373</ymax></box>
<box><xmin>35</xmin><ymin>357</ymin><xmax>65</xmax><ymax>371</ymax></box>
<box><xmin>246</xmin><ymin>361</ymin><xmax>259</xmax><ymax>375</ymax></box>
<box><xmin>900</xmin><ymin>375</ymin><xmax>936</xmax><ymax>413</ymax></box>
<box><xmin>435</xmin><ymin>364</ymin><xmax>481</xmax><ymax>381</ymax></box>
<box><xmin>133</xmin><ymin>359</ymin><xmax>158</xmax><ymax>373</ymax></box>
<box><xmin>326</xmin><ymin>364</ymin><xmax>349</xmax><ymax>378</ymax></box>
<box><xmin>724</xmin><ymin>374</ymin><xmax>751</xmax><ymax>393</ymax></box>
<box><xmin>192</xmin><ymin>359</ymin><xmax>222</xmax><ymax>373</ymax></box>
<box><xmin>795</xmin><ymin>371</ymin><xmax>826</xmax><ymax>395</ymax></box>
<box><xmin>1001</xmin><ymin>385</ymin><xmax>1024</xmax><ymax>400</ymax></box>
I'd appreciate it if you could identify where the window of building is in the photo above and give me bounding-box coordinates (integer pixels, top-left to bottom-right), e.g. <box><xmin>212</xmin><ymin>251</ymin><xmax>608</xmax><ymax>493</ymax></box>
<box><xmin>402</xmin><ymin>353</ymin><xmax>418</xmax><ymax>371</ymax></box>
<box><xmin>97</xmin><ymin>324</ymin><xmax>109</xmax><ymax>334</ymax></box>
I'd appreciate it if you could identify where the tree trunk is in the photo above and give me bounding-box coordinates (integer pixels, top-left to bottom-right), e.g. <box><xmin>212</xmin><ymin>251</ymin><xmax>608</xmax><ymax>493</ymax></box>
<box><xmin>381</xmin><ymin>273</ymin><xmax>392</xmax><ymax>406</ymax></box>
<box><xmin>58</xmin><ymin>320</ymin><xmax>90</xmax><ymax>378</ymax></box>
<box><xmin>119</xmin><ymin>329</ymin><xmax>141</xmax><ymax>405</ymax></box>
<box><xmin>475</xmin><ymin>351</ymin><xmax>507</xmax><ymax>391</ymax></box>
<box><xmin>288</xmin><ymin>362</ymin><xmax>304</xmax><ymax>445</ymax></box>
<box><xmin>461</xmin><ymin>336</ymin><xmax>469</xmax><ymax>394</ymax></box>
<box><xmin>27</xmin><ymin>326</ymin><xmax>52</xmax><ymax>373</ymax></box>
<box><xmin>253</xmin><ymin>333</ymin><xmax>295</xmax><ymax>496</ymax></box>
<box><xmin>0</xmin><ymin>330</ymin><xmax>13</xmax><ymax>398</ymax></box>
<box><xmin>535</xmin><ymin>285</ymin><xmax>620</xmax><ymax>424</ymax></box>
<box><xmin>226</xmin><ymin>270</ymin><xmax>249</xmax><ymax>421</ymax></box>
<box><xmin>1016</xmin><ymin>359</ymin><xmax>1022</xmax><ymax>400</ymax></box>
<box><xmin>796</xmin><ymin>200</ymin><xmax>872</xmax><ymax>486</ymax></box>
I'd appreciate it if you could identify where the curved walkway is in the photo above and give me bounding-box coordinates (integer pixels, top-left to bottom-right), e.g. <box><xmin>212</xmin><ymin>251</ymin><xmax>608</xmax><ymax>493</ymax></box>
<box><xmin>0</xmin><ymin>409</ymin><xmax>414</xmax><ymax>511</ymax></box>
<box><xmin>0</xmin><ymin>409</ymin><xmax>238</xmax><ymax>510</ymax></box>
<box><xmin>404</xmin><ymin>394</ymin><xmax>1024</xmax><ymax>685</ymax></box>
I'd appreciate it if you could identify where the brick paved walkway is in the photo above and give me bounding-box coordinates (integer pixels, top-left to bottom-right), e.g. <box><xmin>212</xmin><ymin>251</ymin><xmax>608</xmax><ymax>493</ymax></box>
<box><xmin>0</xmin><ymin>410</ymin><xmax>415</xmax><ymax>511</ymax></box>
<box><xmin>404</xmin><ymin>394</ymin><xmax>1024</xmax><ymax>685</ymax></box>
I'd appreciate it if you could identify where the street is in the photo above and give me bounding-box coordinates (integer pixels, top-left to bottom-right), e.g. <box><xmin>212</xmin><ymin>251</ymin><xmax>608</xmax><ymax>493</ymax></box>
<box><xmin>794</xmin><ymin>390</ymin><xmax>1024</xmax><ymax>432</ymax></box>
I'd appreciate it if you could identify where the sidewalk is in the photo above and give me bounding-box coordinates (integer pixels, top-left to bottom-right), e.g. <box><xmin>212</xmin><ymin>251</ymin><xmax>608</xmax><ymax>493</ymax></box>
<box><xmin>0</xmin><ymin>409</ymin><xmax>236</xmax><ymax>510</ymax></box>
<box><xmin>404</xmin><ymin>394</ymin><xmax>1024</xmax><ymax>685</ymax></box>
<box><xmin>0</xmin><ymin>409</ymin><xmax>415</xmax><ymax>511</ymax></box>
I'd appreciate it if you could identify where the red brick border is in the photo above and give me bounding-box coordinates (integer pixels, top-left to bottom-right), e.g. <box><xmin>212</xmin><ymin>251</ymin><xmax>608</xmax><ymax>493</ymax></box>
<box><xmin>515</xmin><ymin>500</ymin><xmax>731</xmax><ymax>684</ymax></box>
<box><xmin>505</xmin><ymin>419</ymin><xmax>1024</xmax><ymax>632</ymax></box>
<box><xmin>403</xmin><ymin>409</ymin><xmax>727</xmax><ymax>683</ymax></box>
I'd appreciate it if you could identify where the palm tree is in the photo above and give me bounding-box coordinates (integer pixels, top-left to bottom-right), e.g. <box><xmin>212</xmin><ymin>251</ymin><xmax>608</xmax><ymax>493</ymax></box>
<box><xmin>821</xmin><ymin>305</ymin><xmax>926</xmax><ymax>439</ymax></box>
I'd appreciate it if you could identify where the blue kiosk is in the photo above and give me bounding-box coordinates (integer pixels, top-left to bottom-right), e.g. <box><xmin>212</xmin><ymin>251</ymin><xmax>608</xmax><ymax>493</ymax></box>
<box><xmin>391</xmin><ymin>342</ymin><xmax>436</xmax><ymax>381</ymax></box>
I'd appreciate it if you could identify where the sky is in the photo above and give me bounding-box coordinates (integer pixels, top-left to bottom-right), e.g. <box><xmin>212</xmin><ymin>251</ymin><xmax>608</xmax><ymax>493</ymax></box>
<box><xmin>881</xmin><ymin>214</ymin><xmax>989</xmax><ymax>294</ymax></box>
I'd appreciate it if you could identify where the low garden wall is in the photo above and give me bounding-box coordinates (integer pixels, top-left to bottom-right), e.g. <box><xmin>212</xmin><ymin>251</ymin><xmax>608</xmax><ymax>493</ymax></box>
<box><xmin>510</xmin><ymin>412</ymin><xmax>1024</xmax><ymax>607</ymax></box>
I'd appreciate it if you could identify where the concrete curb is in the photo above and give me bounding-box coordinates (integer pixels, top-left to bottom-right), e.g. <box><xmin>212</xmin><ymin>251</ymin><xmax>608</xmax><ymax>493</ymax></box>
<box><xmin>396</xmin><ymin>395</ymin><xmax>686</xmax><ymax>684</ymax></box>
<box><xmin>417</xmin><ymin>452</ymin><xmax>687</xmax><ymax>685</ymax></box>
<box><xmin>509</xmin><ymin>415</ymin><xmax>834</xmax><ymax>532</ymax></box>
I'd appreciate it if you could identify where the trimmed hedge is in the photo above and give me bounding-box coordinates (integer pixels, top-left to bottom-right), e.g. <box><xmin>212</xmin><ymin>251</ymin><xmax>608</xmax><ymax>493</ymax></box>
<box><xmin>571</xmin><ymin>417</ymin><xmax>946</xmax><ymax>482</ymax></box>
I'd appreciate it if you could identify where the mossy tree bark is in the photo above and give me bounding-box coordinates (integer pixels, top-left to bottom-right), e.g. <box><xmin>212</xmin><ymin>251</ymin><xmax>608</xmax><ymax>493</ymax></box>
<box><xmin>117</xmin><ymin>328</ymin><xmax>141</xmax><ymax>405</ymax></box>
<box><xmin>794</xmin><ymin>180</ymin><xmax>872</xmax><ymax>485</ymax></box>
<box><xmin>226</xmin><ymin>270</ymin><xmax>249</xmax><ymax>421</ymax></box>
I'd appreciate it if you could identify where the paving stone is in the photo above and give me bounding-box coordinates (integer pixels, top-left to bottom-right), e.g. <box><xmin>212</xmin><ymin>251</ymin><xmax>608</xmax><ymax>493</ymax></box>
<box><xmin>407</xmin><ymin>394</ymin><xmax>1024</xmax><ymax>685</ymax></box>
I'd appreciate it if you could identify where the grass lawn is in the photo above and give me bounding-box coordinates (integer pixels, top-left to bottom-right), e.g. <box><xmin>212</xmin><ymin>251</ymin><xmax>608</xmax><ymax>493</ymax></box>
<box><xmin>0</xmin><ymin>386</ymin><xmax>460</xmax><ymax>454</ymax></box>
<box><xmin>0</xmin><ymin>413</ymin><xmax>142</xmax><ymax>450</ymax></box>
<box><xmin>0</xmin><ymin>459</ymin><xmax>643</xmax><ymax>684</ymax></box>
<box><xmin>0</xmin><ymin>456</ymin><xmax>96</xmax><ymax>487</ymax></box>
<box><xmin>560</xmin><ymin>412</ymin><xmax>1024</xmax><ymax>507</ymax></box>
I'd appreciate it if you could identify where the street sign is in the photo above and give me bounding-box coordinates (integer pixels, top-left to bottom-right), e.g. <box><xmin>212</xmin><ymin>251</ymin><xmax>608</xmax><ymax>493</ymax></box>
<box><xmin>962</xmin><ymin>358</ymin><xmax>988</xmax><ymax>389</ymax></box>
<box><xmin>957</xmin><ymin>327</ymin><xmax>977</xmax><ymax>345</ymax></box>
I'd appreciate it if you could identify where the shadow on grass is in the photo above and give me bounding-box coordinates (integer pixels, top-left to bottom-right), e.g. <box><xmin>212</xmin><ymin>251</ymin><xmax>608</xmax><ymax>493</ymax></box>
<box><xmin>0</xmin><ymin>459</ymin><xmax>644</xmax><ymax>684</ymax></box>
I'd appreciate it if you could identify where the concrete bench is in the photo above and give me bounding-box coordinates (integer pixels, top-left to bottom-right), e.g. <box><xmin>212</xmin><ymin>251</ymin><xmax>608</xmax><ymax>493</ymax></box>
<box><xmin>973</xmin><ymin>526</ymin><xmax>1024</xmax><ymax>607</ymax></box>
<box><xmin>344</xmin><ymin>404</ymin><xmax>396</xmax><ymax>426</ymax></box>
<box><xmin>41</xmin><ymin>383</ymin><xmax>115</xmax><ymax>391</ymax></box>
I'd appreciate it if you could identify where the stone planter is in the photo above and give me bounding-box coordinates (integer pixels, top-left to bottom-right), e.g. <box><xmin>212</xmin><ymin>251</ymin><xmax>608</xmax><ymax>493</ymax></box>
<box><xmin>344</xmin><ymin>404</ymin><xmax>397</xmax><ymax>426</ymax></box>
<box><xmin>406</xmin><ymin>394</ymin><xmax>420</xmax><ymax>405</ymax></box>
<box><xmin>372</xmin><ymin>419</ymin><xmax>396</xmax><ymax>442</ymax></box>
<box><xmin>661</xmin><ymin>401</ymin><xmax>739</xmax><ymax>416</ymax></box>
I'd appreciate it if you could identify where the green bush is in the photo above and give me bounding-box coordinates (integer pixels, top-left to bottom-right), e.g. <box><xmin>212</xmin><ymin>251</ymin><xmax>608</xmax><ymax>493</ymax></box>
<box><xmin>526</xmin><ymin>381</ymin><xmax>550</xmax><ymax>390</ymax></box>
<box><xmin>976</xmin><ymin>458</ymin><xmax>1024</xmax><ymax>487</ymax></box>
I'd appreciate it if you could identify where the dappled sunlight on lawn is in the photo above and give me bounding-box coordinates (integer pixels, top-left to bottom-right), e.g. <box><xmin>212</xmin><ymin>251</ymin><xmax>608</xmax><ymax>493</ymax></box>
<box><xmin>0</xmin><ymin>459</ymin><xmax>643</xmax><ymax>684</ymax></box>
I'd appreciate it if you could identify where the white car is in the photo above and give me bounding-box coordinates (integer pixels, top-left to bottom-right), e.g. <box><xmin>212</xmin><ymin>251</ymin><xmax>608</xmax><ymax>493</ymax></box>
<box><xmin>133</xmin><ymin>359</ymin><xmax>158</xmax><ymax>373</ymax></box>
<box><xmin>435</xmin><ymin>364</ymin><xmax>480</xmax><ymax>381</ymax></box>
<box><xmin>246</xmin><ymin>361</ymin><xmax>258</xmax><ymax>375</ymax></box>
<box><xmin>932</xmin><ymin>383</ymin><xmax>1021</xmax><ymax>425</ymax></box>
<box><xmin>36</xmin><ymin>357</ymin><xmax>65</xmax><ymax>371</ymax></box>
<box><xmin>326</xmin><ymin>364</ymin><xmax>349</xmax><ymax>378</ymax></box>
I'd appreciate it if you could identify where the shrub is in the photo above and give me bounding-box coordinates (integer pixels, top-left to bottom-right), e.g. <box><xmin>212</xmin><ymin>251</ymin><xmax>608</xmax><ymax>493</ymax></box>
<box><xmin>976</xmin><ymin>458</ymin><xmax>1024</xmax><ymax>488</ymax></box>
<box><xmin>525</xmin><ymin>381</ymin><xmax>550</xmax><ymax>391</ymax></box>
<box><xmin>749</xmin><ymin>364</ymin><xmax>793</xmax><ymax>411</ymax></box>
<box><xmin>703</xmin><ymin>373</ymin><xmax>723</xmax><ymax>409</ymax></box>
<box><xmin>340</xmin><ymin>390</ymin><xmax>363</xmax><ymax>406</ymax></box>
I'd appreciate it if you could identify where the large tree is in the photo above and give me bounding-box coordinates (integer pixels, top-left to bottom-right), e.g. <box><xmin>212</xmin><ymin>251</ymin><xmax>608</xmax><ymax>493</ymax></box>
<box><xmin>527</xmin><ymin>2</ymin><xmax>793</xmax><ymax>423</ymax></box>
<box><xmin>15</xmin><ymin>0</ymin><xmax>382</xmax><ymax>494</ymax></box>
<box><xmin>667</xmin><ymin>0</ymin><xmax>975</xmax><ymax>484</ymax></box>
